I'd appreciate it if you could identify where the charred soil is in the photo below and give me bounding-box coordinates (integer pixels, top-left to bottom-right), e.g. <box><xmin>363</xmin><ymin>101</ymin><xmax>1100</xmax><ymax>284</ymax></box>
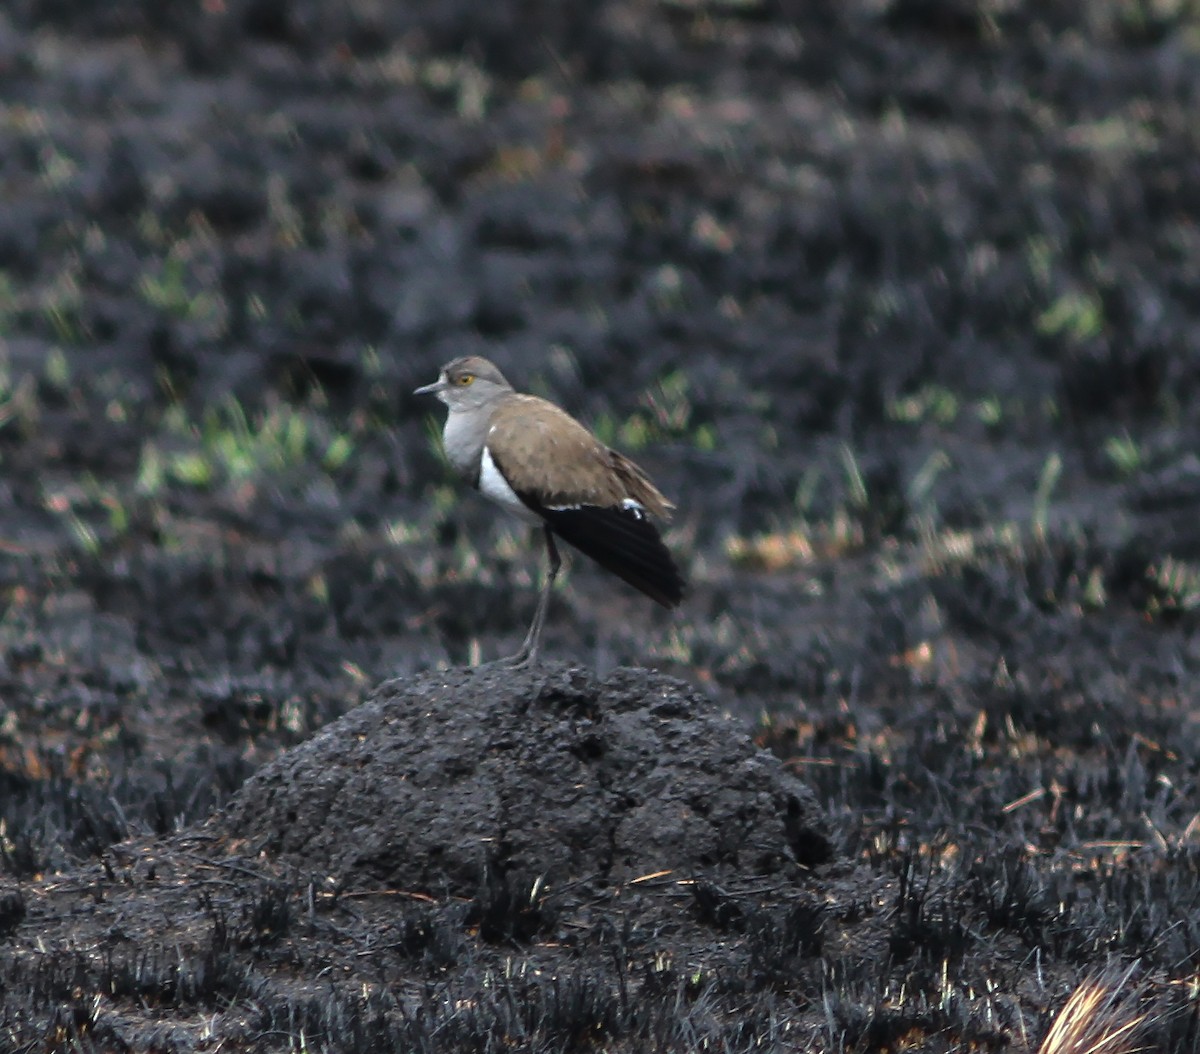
<box><xmin>2</xmin><ymin>0</ymin><xmax>1200</xmax><ymax>1050</ymax></box>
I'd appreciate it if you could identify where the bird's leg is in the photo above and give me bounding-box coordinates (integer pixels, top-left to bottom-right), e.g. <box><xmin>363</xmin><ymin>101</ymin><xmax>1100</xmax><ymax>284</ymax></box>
<box><xmin>506</xmin><ymin>526</ymin><xmax>561</xmax><ymax>667</ymax></box>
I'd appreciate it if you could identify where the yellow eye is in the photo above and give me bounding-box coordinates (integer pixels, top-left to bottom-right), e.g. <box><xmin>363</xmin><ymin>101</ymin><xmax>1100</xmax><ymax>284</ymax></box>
<box><xmin>456</xmin><ymin>374</ymin><xmax>474</xmax><ymax>386</ymax></box>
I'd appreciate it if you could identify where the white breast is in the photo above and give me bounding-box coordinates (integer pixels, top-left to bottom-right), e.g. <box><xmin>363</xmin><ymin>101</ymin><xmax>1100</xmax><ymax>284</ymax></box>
<box><xmin>442</xmin><ymin>409</ymin><xmax>484</xmax><ymax>478</ymax></box>
<box><xmin>480</xmin><ymin>445</ymin><xmax>542</xmax><ymax>525</ymax></box>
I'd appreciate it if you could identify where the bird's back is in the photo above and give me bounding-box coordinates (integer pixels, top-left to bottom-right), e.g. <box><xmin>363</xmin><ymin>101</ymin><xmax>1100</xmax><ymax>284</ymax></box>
<box><xmin>487</xmin><ymin>395</ymin><xmax>673</xmax><ymax>519</ymax></box>
<box><xmin>486</xmin><ymin>395</ymin><xmax>683</xmax><ymax>608</ymax></box>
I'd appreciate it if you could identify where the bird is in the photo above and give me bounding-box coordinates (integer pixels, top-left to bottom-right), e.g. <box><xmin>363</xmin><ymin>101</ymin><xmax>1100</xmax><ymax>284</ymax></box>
<box><xmin>414</xmin><ymin>356</ymin><xmax>684</xmax><ymax>666</ymax></box>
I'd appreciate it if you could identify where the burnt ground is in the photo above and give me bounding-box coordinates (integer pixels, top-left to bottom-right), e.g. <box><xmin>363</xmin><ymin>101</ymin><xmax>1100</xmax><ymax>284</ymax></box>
<box><xmin>1</xmin><ymin>0</ymin><xmax>1200</xmax><ymax>1050</ymax></box>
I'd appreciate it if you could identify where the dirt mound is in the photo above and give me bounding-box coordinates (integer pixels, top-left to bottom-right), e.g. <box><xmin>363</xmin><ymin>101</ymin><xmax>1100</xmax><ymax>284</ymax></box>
<box><xmin>219</xmin><ymin>663</ymin><xmax>831</xmax><ymax>894</ymax></box>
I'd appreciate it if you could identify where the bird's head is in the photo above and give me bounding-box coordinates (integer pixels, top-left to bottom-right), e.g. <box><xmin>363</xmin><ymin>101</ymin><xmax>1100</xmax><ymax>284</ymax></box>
<box><xmin>414</xmin><ymin>356</ymin><xmax>513</xmax><ymax>411</ymax></box>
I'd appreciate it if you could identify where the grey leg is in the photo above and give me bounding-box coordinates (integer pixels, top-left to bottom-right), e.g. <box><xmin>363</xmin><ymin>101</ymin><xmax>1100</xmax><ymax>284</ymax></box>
<box><xmin>506</xmin><ymin>526</ymin><xmax>560</xmax><ymax>667</ymax></box>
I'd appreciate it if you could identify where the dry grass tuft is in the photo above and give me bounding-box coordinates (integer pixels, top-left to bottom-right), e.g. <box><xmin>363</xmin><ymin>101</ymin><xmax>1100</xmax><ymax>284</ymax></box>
<box><xmin>1038</xmin><ymin>969</ymin><xmax>1149</xmax><ymax>1054</ymax></box>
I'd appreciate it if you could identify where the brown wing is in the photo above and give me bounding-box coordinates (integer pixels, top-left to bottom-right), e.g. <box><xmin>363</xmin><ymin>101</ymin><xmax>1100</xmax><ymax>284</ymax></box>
<box><xmin>486</xmin><ymin>396</ymin><xmax>673</xmax><ymax>518</ymax></box>
<box><xmin>487</xmin><ymin>396</ymin><xmax>683</xmax><ymax>608</ymax></box>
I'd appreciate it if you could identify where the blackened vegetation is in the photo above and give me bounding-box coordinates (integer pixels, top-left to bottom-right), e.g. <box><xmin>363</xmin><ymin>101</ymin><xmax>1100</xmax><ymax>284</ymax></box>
<box><xmin>2</xmin><ymin>0</ymin><xmax>1200</xmax><ymax>1049</ymax></box>
<box><xmin>4</xmin><ymin>663</ymin><xmax>1199</xmax><ymax>1052</ymax></box>
<box><xmin>0</xmin><ymin>667</ymin><xmax>832</xmax><ymax>1051</ymax></box>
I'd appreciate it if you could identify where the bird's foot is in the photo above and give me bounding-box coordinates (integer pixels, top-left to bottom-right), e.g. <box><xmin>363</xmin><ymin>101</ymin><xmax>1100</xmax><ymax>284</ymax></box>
<box><xmin>498</xmin><ymin>645</ymin><xmax>539</xmax><ymax>669</ymax></box>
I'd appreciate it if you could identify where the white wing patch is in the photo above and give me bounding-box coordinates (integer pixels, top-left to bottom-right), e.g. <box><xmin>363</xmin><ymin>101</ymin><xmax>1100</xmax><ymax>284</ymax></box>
<box><xmin>545</xmin><ymin>497</ymin><xmax>646</xmax><ymax>516</ymax></box>
<box><xmin>479</xmin><ymin>446</ymin><xmax>542</xmax><ymax>525</ymax></box>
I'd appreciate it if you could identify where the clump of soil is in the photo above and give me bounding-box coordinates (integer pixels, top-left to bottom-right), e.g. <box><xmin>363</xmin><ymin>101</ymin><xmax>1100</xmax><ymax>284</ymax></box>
<box><xmin>220</xmin><ymin>662</ymin><xmax>832</xmax><ymax>894</ymax></box>
<box><xmin>1</xmin><ymin>665</ymin><xmax>842</xmax><ymax>1052</ymax></box>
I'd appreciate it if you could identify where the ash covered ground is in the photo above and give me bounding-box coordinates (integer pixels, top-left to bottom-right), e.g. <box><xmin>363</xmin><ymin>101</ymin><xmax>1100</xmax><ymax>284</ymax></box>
<box><xmin>1</xmin><ymin>1</ymin><xmax>1200</xmax><ymax>1050</ymax></box>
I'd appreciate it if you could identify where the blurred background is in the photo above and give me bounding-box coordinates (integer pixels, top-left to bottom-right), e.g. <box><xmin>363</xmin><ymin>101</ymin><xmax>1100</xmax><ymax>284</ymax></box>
<box><xmin>3</xmin><ymin>5</ymin><xmax>1200</xmax><ymax>1050</ymax></box>
<box><xmin>0</xmin><ymin>0</ymin><xmax>1199</xmax><ymax>863</ymax></box>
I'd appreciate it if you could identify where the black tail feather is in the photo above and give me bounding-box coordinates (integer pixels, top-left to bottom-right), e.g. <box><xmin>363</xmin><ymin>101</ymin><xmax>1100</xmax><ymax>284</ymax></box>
<box><xmin>541</xmin><ymin>505</ymin><xmax>684</xmax><ymax>608</ymax></box>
